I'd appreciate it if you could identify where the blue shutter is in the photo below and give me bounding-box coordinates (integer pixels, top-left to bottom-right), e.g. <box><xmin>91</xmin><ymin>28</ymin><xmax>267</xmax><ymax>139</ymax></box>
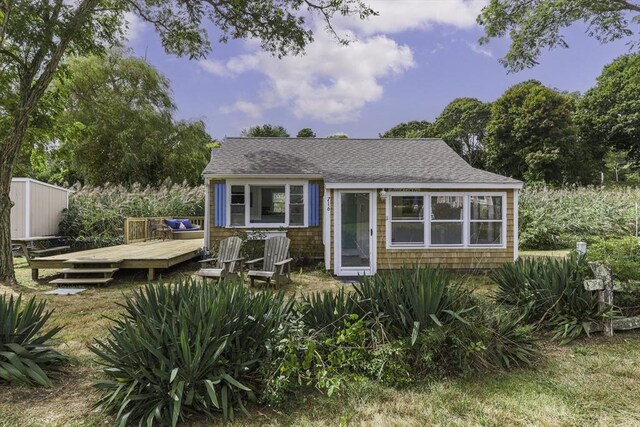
<box><xmin>214</xmin><ymin>183</ymin><xmax>226</xmax><ymax>227</ymax></box>
<box><xmin>308</xmin><ymin>183</ymin><xmax>320</xmax><ymax>226</ymax></box>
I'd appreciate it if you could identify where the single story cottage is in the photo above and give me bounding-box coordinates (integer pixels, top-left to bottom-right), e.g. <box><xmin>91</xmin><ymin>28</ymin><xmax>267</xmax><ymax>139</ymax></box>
<box><xmin>202</xmin><ymin>138</ymin><xmax>522</xmax><ymax>276</ymax></box>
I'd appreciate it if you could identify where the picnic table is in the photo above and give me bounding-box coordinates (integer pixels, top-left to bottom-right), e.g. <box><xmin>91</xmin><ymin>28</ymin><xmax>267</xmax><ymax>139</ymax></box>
<box><xmin>11</xmin><ymin>236</ymin><xmax>69</xmax><ymax>265</ymax></box>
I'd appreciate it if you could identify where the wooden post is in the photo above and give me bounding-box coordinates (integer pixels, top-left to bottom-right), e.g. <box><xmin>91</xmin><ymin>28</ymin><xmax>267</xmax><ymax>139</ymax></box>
<box><xmin>31</xmin><ymin>268</ymin><xmax>38</xmax><ymax>280</ymax></box>
<box><xmin>148</xmin><ymin>268</ymin><xmax>155</xmax><ymax>281</ymax></box>
<box><xmin>589</xmin><ymin>262</ymin><xmax>614</xmax><ymax>337</ymax></box>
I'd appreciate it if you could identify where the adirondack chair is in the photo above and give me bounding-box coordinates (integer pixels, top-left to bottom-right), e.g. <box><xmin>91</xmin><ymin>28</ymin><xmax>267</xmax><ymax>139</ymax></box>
<box><xmin>197</xmin><ymin>236</ymin><xmax>244</xmax><ymax>283</ymax></box>
<box><xmin>246</xmin><ymin>236</ymin><xmax>293</xmax><ymax>288</ymax></box>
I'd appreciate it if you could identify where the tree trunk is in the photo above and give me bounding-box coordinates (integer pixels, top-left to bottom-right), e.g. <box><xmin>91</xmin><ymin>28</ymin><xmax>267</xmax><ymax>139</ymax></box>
<box><xmin>0</xmin><ymin>114</ymin><xmax>29</xmax><ymax>287</ymax></box>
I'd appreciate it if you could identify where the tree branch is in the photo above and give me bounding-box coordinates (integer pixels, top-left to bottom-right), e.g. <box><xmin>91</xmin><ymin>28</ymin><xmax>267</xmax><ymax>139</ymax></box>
<box><xmin>609</xmin><ymin>0</ymin><xmax>640</xmax><ymax>13</ymax></box>
<box><xmin>0</xmin><ymin>0</ymin><xmax>14</xmax><ymax>50</ymax></box>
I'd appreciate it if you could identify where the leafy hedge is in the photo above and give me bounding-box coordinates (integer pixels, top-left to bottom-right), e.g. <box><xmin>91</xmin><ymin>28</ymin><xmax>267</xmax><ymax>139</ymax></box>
<box><xmin>519</xmin><ymin>185</ymin><xmax>639</xmax><ymax>249</ymax></box>
<box><xmin>59</xmin><ymin>181</ymin><xmax>204</xmax><ymax>249</ymax></box>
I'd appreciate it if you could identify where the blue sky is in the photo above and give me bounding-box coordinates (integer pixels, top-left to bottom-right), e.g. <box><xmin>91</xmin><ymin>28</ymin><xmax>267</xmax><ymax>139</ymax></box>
<box><xmin>124</xmin><ymin>1</ymin><xmax>632</xmax><ymax>139</ymax></box>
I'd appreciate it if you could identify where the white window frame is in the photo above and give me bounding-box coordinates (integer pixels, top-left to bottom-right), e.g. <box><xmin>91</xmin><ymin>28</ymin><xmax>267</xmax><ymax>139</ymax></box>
<box><xmin>429</xmin><ymin>193</ymin><xmax>466</xmax><ymax>248</ymax></box>
<box><xmin>385</xmin><ymin>191</ymin><xmax>507</xmax><ymax>249</ymax></box>
<box><xmin>225</xmin><ymin>180</ymin><xmax>309</xmax><ymax>228</ymax></box>
<box><xmin>468</xmin><ymin>194</ymin><xmax>505</xmax><ymax>247</ymax></box>
<box><xmin>387</xmin><ymin>192</ymin><xmax>426</xmax><ymax>247</ymax></box>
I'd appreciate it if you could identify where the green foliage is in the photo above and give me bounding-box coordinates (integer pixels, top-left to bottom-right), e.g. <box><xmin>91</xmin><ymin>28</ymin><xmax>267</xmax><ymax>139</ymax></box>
<box><xmin>576</xmin><ymin>54</ymin><xmax>640</xmax><ymax>164</ymax></box>
<box><xmin>49</xmin><ymin>50</ymin><xmax>212</xmax><ymax>186</ymax></box>
<box><xmin>485</xmin><ymin>80</ymin><xmax>598</xmax><ymax>184</ymax></box>
<box><xmin>327</xmin><ymin>133</ymin><xmax>349</xmax><ymax>139</ymax></box>
<box><xmin>491</xmin><ymin>254</ymin><xmax>601</xmax><ymax>343</ymax></box>
<box><xmin>0</xmin><ymin>294</ymin><xmax>67</xmax><ymax>386</ymax></box>
<box><xmin>296</xmin><ymin>128</ymin><xmax>316</xmax><ymax>138</ymax></box>
<box><xmin>241</xmin><ymin>124</ymin><xmax>290</xmax><ymax>137</ymax></box>
<box><xmin>519</xmin><ymin>186</ymin><xmax>639</xmax><ymax>249</ymax></box>
<box><xmin>92</xmin><ymin>279</ymin><xmax>295</xmax><ymax>424</ymax></box>
<box><xmin>59</xmin><ymin>181</ymin><xmax>204</xmax><ymax>248</ymax></box>
<box><xmin>478</xmin><ymin>0</ymin><xmax>639</xmax><ymax>72</ymax></box>
<box><xmin>379</xmin><ymin>120</ymin><xmax>434</xmax><ymax>138</ymax></box>
<box><xmin>354</xmin><ymin>266</ymin><xmax>467</xmax><ymax>339</ymax></box>
<box><xmin>300</xmin><ymin>288</ymin><xmax>359</xmax><ymax>335</ymax></box>
<box><xmin>587</xmin><ymin>237</ymin><xmax>640</xmax><ymax>282</ymax></box>
<box><xmin>433</xmin><ymin>97</ymin><xmax>491</xmax><ymax>168</ymax></box>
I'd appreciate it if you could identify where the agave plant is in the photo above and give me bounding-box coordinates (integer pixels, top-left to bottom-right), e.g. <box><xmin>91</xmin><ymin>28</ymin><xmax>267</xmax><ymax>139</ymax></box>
<box><xmin>92</xmin><ymin>278</ymin><xmax>294</xmax><ymax>425</ymax></box>
<box><xmin>0</xmin><ymin>294</ymin><xmax>67</xmax><ymax>386</ymax></box>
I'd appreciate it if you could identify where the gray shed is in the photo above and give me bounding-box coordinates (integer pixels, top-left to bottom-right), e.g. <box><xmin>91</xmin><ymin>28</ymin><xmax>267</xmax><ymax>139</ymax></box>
<box><xmin>10</xmin><ymin>178</ymin><xmax>73</xmax><ymax>239</ymax></box>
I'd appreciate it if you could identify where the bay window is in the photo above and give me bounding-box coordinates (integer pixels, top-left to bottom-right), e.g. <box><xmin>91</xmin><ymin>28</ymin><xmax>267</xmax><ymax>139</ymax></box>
<box><xmin>227</xmin><ymin>182</ymin><xmax>306</xmax><ymax>227</ymax></box>
<box><xmin>387</xmin><ymin>192</ymin><xmax>505</xmax><ymax>248</ymax></box>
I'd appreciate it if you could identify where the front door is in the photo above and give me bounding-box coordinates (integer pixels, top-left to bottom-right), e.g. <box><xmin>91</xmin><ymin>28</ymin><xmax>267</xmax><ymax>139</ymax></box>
<box><xmin>335</xmin><ymin>191</ymin><xmax>376</xmax><ymax>276</ymax></box>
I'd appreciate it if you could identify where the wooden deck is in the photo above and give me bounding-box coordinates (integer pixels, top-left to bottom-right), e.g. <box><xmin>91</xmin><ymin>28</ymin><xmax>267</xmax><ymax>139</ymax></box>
<box><xmin>30</xmin><ymin>239</ymin><xmax>203</xmax><ymax>280</ymax></box>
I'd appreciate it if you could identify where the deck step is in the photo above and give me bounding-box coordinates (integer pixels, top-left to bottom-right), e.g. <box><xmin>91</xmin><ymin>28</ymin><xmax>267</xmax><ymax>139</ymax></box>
<box><xmin>58</xmin><ymin>268</ymin><xmax>119</xmax><ymax>275</ymax></box>
<box><xmin>50</xmin><ymin>277</ymin><xmax>114</xmax><ymax>286</ymax></box>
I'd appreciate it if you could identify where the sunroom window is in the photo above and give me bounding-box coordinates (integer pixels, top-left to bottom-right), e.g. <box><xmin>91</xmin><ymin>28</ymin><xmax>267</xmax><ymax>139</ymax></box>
<box><xmin>430</xmin><ymin>195</ymin><xmax>464</xmax><ymax>245</ymax></box>
<box><xmin>469</xmin><ymin>195</ymin><xmax>503</xmax><ymax>245</ymax></box>
<box><xmin>390</xmin><ymin>196</ymin><xmax>424</xmax><ymax>245</ymax></box>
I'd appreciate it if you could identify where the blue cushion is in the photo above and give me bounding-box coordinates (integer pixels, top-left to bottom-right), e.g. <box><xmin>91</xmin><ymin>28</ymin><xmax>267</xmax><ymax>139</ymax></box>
<box><xmin>164</xmin><ymin>219</ymin><xmax>179</xmax><ymax>230</ymax></box>
<box><xmin>180</xmin><ymin>219</ymin><xmax>194</xmax><ymax>229</ymax></box>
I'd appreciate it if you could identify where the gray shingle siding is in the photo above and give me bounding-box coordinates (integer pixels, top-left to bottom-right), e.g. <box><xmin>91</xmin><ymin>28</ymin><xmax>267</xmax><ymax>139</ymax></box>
<box><xmin>203</xmin><ymin>137</ymin><xmax>521</xmax><ymax>185</ymax></box>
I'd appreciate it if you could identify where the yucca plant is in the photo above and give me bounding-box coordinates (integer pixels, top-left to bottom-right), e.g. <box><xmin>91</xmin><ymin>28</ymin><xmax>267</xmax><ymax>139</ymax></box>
<box><xmin>0</xmin><ymin>294</ymin><xmax>67</xmax><ymax>386</ymax></box>
<box><xmin>92</xmin><ymin>278</ymin><xmax>294</xmax><ymax>425</ymax></box>
<box><xmin>354</xmin><ymin>266</ymin><xmax>470</xmax><ymax>341</ymax></box>
<box><xmin>490</xmin><ymin>254</ymin><xmax>601</xmax><ymax>343</ymax></box>
<box><xmin>299</xmin><ymin>288</ymin><xmax>361</xmax><ymax>335</ymax></box>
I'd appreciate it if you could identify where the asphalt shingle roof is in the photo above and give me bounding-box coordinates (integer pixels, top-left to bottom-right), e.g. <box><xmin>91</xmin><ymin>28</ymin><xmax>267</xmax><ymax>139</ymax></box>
<box><xmin>203</xmin><ymin>138</ymin><xmax>521</xmax><ymax>185</ymax></box>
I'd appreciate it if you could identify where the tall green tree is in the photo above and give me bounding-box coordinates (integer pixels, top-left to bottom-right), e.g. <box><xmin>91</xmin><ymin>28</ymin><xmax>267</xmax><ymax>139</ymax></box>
<box><xmin>485</xmin><ymin>80</ymin><xmax>597</xmax><ymax>184</ymax></box>
<box><xmin>433</xmin><ymin>98</ymin><xmax>490</xmax><ymax>168</ymax></box>
<box><xmin>380</xmin><ymin>120</ymin><xmax>434</xmax><ymax>138</ymax></box>
<box><xmin>576</xmin><ymin>54</ymin><xmax>640</xmax><ymax>166</ymax></box>
<box><xmin>241</xmin><ymin>124</ymin><xmax>290</xmax><ymax>137</ymax></box>
<box><xmin>478</xmin><ymin>0</ymin><xmax>640</xmax><ymax>71</ymax></box>
<box><xmin>51</xmin><ymin>50</ymin><xmax>211</xmax><ymax>186</ymax></box>
<box><xmin>296</xmin><ymin>127</ymin><xmax>316</xmax><ymax>137</ymax></box>
<box><xmin>0</xmin><ymin>0</ymin><xmax>376</xmax><ymax>286</ymax></box>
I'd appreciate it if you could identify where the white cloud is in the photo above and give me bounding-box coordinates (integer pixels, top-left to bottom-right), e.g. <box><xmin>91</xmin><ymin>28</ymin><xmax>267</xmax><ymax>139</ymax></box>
<box><xmin>123</xmin><ymin>12</ymin><xmax>144</xmax><ymax>43</ymax></box>
<box><xmin>200</xmin><ymin>1</ymin><xmax>488</xmax><ymax>123</ymax></box>
<box><xmin>210</xmin><ymin>32</ymin><xmax>414</xmax><ymax>123</ymax></box>
<box><xmin>220</xmin><ymin>101</ymin><xmax>263</xmax><ymax>119</ymax></box>
<box><xmin>337</xmin><ymin>0</ymin><xmax>487</xmax><ymax>35</ymax></box>
<box><xmin>467</xmin><ymin>42</ymin><xmax>493</xmax><ymax>57</ymax></box>
<box><xmin>198</xmin><ymin>59</ymin><xmax>230</xmax><ymax>77</ymax></box>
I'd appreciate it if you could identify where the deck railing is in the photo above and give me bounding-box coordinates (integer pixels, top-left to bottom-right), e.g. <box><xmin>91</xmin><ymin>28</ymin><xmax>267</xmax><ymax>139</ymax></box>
<box><xmin>124</xmin><ymin>216</ymin><xmax>205</xmax><ymax>244</ymax></box>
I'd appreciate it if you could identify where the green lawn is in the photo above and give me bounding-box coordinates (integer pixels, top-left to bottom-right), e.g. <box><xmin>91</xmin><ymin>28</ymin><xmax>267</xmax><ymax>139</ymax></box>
<box><xmin>1</xmin><ymin>256</ymin><xmax>639</xmax><ymax>426</ymax></box>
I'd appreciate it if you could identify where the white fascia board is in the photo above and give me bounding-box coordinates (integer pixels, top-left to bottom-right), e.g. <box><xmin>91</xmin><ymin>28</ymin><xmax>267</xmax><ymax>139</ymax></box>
<box><xmin>325</xmin><ymin>182</ymin><xmax>523</xmax><ymax>190</ymax></box>
<box><xmin>202</xmin><ymin>173</ymin><xmax>323</xmax><ymax>180</ymax></box>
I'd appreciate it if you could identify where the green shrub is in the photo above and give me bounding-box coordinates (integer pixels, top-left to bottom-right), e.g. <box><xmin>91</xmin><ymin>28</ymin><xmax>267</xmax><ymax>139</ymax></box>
<box><xmin>92</xmin><ymin>279</ymin><xmax>294</xmax><ymax>424</ymax></box>
<box><xmin>299</xmin><ymin>288</ymin><xmax>360</xmax><ymax>335</ymax></box>
<box><xmin>60</xmin><ymin>181</ymin><xmax>204</xmax><ymax>249</ymax></box>
<box><xmin>587</xmin><ymin>237</ymin><xmax>640</xmax><ymax>282</ymax></box>
<box><xmin>491</xmin><ymin>254</ymin><xmax>601</xmax><ymax>343</ymax></box>
<box><xmin>519</xmin><ymin>186</ymin><xmax>639</xmax><ymax>249</ymax></box>
<box><xmin>0</xmin><ymin>294</ymin><xmax>67</xmax><ymax>386</ymax></box>
<box><xmin>354</xmin><ymin>266</ymin><xmax>469</xmax><ymax>340</ymax></box>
